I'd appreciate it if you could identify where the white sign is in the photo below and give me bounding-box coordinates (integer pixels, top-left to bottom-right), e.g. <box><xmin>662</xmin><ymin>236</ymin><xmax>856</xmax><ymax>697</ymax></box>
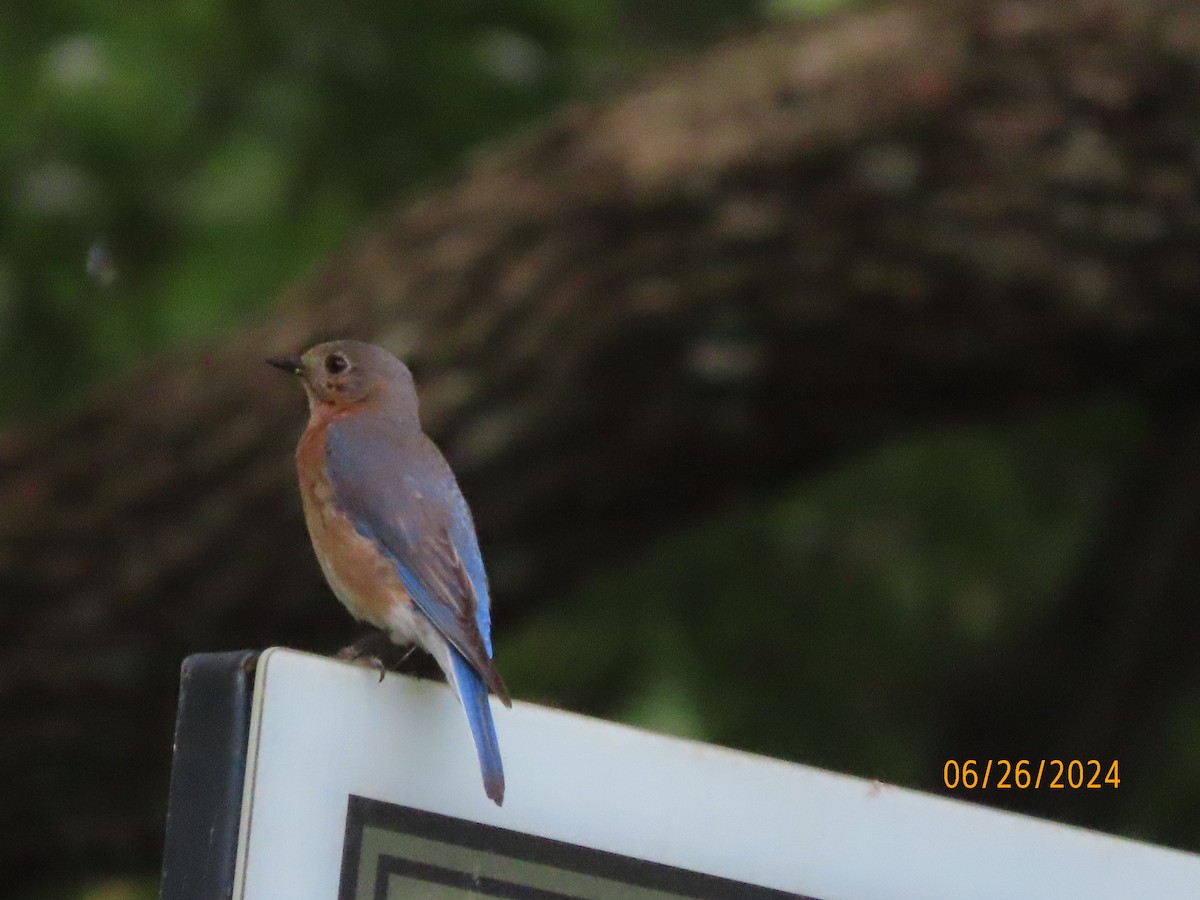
<box><xmin>232</xmin><ymin>647</ymin><xmax>1200</xmax><ymax>899</ymax></box>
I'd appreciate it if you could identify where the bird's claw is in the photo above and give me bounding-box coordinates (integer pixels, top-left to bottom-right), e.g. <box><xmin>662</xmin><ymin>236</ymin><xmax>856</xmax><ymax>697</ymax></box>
<box><xmin>337</xmin><ymin>650</ymin><xmax>388</xmax><ymax>683</ymax></box>
<box><xmin>336</xmin><ymin>640</ymin><xmax>389</xmax><ymax>682</ymax></box>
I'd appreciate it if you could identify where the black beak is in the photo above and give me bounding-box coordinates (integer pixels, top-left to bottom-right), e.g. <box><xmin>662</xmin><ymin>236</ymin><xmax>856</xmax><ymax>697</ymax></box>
<box><xmin>266</xmin><ymin>355</ymin><xmax>303</xmax><ymax>375</ymax></box>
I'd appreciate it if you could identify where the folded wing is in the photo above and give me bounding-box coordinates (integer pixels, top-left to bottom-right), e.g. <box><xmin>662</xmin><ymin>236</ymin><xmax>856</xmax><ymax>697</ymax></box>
<box><xmin>324</xmin><ymin>415</ymin><xmax>510</xmax><ymax>704</ymax></box>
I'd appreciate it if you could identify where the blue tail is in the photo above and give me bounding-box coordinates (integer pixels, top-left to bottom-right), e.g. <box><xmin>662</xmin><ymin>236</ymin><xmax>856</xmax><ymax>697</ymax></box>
<box><xmin>448</xmin><ymin>648</ymin><xmax>505</xmax><ymax>805</ymax></box>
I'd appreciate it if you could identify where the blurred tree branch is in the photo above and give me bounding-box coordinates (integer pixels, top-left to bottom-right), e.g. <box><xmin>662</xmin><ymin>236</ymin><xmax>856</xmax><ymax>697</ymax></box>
<box><xmin>5</xmin><ymin>0</ymin><xmax>1200</xmax><ymax>885</ymax></box>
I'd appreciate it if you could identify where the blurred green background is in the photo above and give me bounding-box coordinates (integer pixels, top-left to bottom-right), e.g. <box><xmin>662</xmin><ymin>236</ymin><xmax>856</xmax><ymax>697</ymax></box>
<box><xmin>5</xmin><ymin>0</ymin><xmax>1194</xmax><ymax>897</ymax></box>
<box><xmin>1</xmin><ymin>0</ymin><xmax>607</xmax><ymax>419</ymax></box>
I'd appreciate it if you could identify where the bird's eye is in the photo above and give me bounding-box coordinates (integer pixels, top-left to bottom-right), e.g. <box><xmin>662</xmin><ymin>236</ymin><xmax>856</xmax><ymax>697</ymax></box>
<box><xmin>325</xmin><ymin>353</ymin><xmax>349</xmax><ymax>375</ymax></box>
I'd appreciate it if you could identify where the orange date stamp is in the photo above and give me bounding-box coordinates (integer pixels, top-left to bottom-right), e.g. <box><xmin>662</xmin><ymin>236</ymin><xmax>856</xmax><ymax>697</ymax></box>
<box><xmin>943</xmin><ymin>759</ymin><xmax>1120</xmax><ymax>790</ymax></box>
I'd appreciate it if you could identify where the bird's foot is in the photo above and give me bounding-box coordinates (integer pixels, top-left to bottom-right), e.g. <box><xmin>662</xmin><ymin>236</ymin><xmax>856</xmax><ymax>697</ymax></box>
<box><xmin>336</xmin><ymin>633</ymin><xmax>393</xmax><ymax>683</ymax></box>
<box><xmin>341</xmin><ymin>652</ymin><xmax>387</xmax><ymax>682</ymax></box>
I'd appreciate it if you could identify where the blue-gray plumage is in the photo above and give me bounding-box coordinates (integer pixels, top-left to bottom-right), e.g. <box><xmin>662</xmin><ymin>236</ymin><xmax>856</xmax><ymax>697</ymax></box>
<box><xmin>268</xmin><ymin>340</ymin><xmax>510</xmax><ymax>804</ymax></box>
<box><xmin>323</xmin><ymin>417</ymin><xmax>507</xmax><ymax>696</ymax></box>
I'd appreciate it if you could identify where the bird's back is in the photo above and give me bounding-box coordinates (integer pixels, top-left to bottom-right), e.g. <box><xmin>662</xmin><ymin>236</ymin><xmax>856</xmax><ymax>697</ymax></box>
<box><xmin>320</xmin><ymin>411</ymin><xmax>504</xmax><ymax>696</ymax></box>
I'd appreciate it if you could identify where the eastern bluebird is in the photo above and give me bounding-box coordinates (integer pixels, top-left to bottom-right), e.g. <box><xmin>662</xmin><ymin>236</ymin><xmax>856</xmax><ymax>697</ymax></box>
<box><xmin>268</xmin><ymin>340</ymin><xmax>511</xmax><ymax>805</ymax></box>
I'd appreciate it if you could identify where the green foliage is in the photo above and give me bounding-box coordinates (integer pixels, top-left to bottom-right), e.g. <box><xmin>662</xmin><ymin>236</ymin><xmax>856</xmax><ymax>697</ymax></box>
<box><xmin>0</xmin><ymin>0</ymin><xmax>626</xmax><ymax>421</ymax></box>
<box><xmin>764</xmin><ymin>0</ymin><xmax>856</xmax><ymax>19</ymax></box>
<box><xmin>0</xmin><ymin>0</ymin><xmax>789</xmax><ymax>425</ymax></box>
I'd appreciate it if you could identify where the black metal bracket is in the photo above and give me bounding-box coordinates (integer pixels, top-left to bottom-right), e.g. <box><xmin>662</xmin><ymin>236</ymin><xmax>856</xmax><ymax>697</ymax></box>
<box><xmin>160</xmin><ymin>650</ymin><xmax>259</xmax><ymax>900</ymax></box>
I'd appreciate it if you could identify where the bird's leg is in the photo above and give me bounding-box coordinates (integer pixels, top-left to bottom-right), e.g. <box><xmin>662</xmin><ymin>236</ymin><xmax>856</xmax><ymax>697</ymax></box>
<box><xmin>396</xmin><ymin>645</ymin><xmax>418</xmax><ymax>667</ymax></box>
<box><xmin>335</xmin><ymin>631</ymin><xmax>392</xmax><ymax>682</ymax></box>
<box><xmin>336</xmin><ymin>629</ymin><xmax>392</xmax><ymax>661</ymax></box>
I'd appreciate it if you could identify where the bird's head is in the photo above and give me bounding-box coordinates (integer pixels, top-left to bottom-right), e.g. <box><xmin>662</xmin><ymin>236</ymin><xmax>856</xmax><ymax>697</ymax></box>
<box><xmin>267</xmin><ymin>340</ymin><xmax>418</xmax><ymax>415</ymax></box>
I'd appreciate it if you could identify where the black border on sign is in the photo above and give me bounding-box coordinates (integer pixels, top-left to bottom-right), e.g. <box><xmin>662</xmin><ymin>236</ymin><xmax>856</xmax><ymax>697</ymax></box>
<box><xmin>339</xmin><ymin>794</ymin><xmax>812</xmax><ymax>900</ymax></box>
<box><xmin>160</xmin><ymin>650</ymin><xmax>259</xmax><ymax>900</ymax></box>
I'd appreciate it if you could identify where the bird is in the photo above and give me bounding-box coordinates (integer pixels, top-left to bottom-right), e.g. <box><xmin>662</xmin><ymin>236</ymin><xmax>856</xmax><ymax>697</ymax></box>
<box><xmin>268</xmin><ymin>339</ymin><xmax>511</xmax><ymax>805</ymax></box>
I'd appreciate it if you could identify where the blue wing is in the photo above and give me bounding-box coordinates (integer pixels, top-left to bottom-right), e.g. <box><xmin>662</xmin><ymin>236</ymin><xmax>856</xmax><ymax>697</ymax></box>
<box><xmin>444</xmin><ymin>479</ymin><xmax>493</xmax><ymax>656</ymax></box>
<box><xmin>324</xmin><ymin>414</ymin><xmax>508</xmax><ymax>703</ymax></box>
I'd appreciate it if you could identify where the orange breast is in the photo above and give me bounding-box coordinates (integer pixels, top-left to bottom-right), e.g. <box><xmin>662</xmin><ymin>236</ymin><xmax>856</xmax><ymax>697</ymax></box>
<box><xmin>296</xmin><ymin>419</ymin><xmax>411</xmax><ymax>628</ymax></box>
